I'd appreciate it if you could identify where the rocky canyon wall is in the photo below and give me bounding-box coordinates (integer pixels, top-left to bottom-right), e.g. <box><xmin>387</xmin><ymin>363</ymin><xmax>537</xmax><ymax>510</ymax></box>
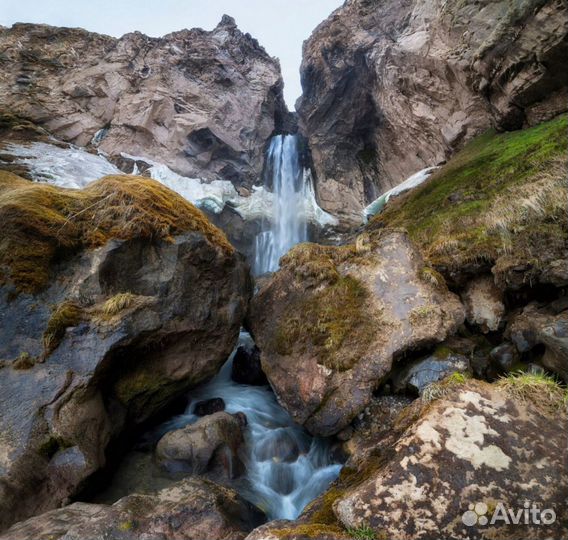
<box><xmin>298</xmin><ymin>0</ymin><xmax>568</xmax><ymax>222</ymax></box>
<box><xmin>0</xmin><ymin>16</ymin><xmax>288</xmax><ymax>188</ymax></box>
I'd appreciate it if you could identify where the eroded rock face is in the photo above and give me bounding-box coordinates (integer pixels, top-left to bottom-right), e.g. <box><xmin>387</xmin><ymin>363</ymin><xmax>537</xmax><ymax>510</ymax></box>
<box><xmin>0</xmin><ymin>16</ymin><xmax>288</xmax><ymax>187</ymax></box>
<box><xmin>249</xmin><ymin>230</ymin><xmax>464</xmax><ymax>436</ymax></box>
<box><xmin>333</xmin><ymin>381</ymin><xmax>568</xmax><ymax>540</ymax></box>
<box><xmin>0</xmin><ymin>477</ymin><xmax>265</xmax><ymax>540</ymax></box>
<box><xmin>298</xmin><ymin>0</ymin><xmax>568</xmax><ymax>222</ymax></box>
<box><xmin>0</xmin><ymin>176</ymin><xmax>251</xmax><ymax>529</ymax></box>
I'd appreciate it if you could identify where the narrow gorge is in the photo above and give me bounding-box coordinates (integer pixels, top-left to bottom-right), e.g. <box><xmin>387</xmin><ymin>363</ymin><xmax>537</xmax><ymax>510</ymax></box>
<box><xmin>0</xmin><ymin>1</ymin><xmax>567</xmax><ymax>540</ymax></box>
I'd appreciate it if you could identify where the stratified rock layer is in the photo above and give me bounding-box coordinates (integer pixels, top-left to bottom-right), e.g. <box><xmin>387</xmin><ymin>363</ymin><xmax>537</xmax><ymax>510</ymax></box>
<box><xmin>249</xmin><ymin>229</ymin><xmax>464</xmax><ymax>436</ymax></box>
<box><xmin>298</xmin><ymin>0</ymin><xmax>568</xmax><ymax>221</ymax></box>
<box><xmin>0</xmin><ymin>16</ymin><xmax>288</xmax><ymax>187</ymax></box>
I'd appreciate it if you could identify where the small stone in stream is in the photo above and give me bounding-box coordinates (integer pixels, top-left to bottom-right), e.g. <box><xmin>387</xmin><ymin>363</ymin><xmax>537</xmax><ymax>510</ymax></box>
<box><xmin>231</xmin><ymin>346</ymin><xmax>268</xmax><ymax>386</ymax></box>
<box><xmin>194</xmin><ymin>397</ymin><xmax>225</xmax><ymax>416</ymax></box>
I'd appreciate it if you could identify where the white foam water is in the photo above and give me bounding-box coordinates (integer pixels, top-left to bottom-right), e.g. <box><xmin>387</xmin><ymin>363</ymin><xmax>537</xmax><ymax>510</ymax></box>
<box><xmin>157</xmin><ymin>332</ymin><xmax>342</xmax><ymax>520</ymax></box>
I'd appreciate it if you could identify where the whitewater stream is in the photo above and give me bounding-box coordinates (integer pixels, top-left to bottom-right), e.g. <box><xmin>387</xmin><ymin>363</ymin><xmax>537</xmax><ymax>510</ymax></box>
<box><xmin>94</xmin><ymin>332</ymin><xmax>342</xmax><ymax>520</ymax></box>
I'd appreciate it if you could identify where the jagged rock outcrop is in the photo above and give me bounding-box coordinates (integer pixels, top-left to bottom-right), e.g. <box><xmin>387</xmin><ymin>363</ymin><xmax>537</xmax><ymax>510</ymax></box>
<box><xmin>249</xmin><ymin>229</ymin><xmax>464</xmax><ymax>436</ymax></box>
<box><xmin>298</xmin><ymin>0</ymin><xmax>568</xmax><ymax>222</ymax></box>
<box><xmin>0</xmin><ymin>172</ymin><xmax>251</xmax><ymax>529</ymax></box>
<box><xmin>0</xmin><ymin>477</ymin><xmax>265</xmax><ymax>540</ymax></box>
<box><xmin>0</xmin><ymin>16</ymin><xmax>288</xmax><ymax>187</ymax></box>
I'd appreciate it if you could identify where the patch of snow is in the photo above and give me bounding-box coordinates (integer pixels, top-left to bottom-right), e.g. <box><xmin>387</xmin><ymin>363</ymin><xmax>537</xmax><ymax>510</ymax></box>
<box><xmin>1</xmin><ymin>142</ymin><xmax>121</xmax><ymax>188</ymax></box>
<box><xmin>364</xmin><ymin>166</ymin><xmax>439</xmax><ymax>220</ymax></box>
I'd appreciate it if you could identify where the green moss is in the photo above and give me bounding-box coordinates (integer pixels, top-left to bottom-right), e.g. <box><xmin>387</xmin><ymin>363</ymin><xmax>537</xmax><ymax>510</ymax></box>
<box><xmin>0</xmin><ymin>172</ymin><xmax>233</xmax><ymax>293</ymax></box>
<box><xmin>118</xmin><ymin>521</ymin><xmax>134</xmax><ymax>532</ymax></box>
<box><xmin>274</xmin><ymin>275</ymin><xmax>379</xmax><ymax>371</ymax></box>
<box><xmin>273</xmin><ymin>523</ymin><xmax>346</xmax><ymax>539</ymax></box>
<box><xmin>37</xmin><ymin>435</ymin><xmax>71</xmax><ymax>459</ymax></box>
<box><xmin>369</xmin><ymin>115</ymin><xmax>568</xmax><ymax>272</ymax></box>
<box><xmin>347</xmin><ymin>525</ymin><xmax>377</xmax><ymax>540</ymax></box>
<box><xmin>422</xmin><ymin>371</ymin><xmax>471</xmax><ymax>402</ymax></box>
<box><xmin>43</xmin><ymin>301</ymin><xmax>83</xmax><ymax>357</ymax></box>
<box><xmin>12</xmin><ymin>351</ymin><xmax>36</xmax><ymax>370</ymax></box>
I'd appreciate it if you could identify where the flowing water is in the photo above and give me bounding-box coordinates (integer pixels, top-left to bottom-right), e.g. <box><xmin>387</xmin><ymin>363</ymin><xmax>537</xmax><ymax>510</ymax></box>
<box><xmin>96</xmin><ymin>332</ymin><xmax>342</xmax><ymax>520</ymax></box>
<box><xmin>154</xmin><ymin>332</ymin><xmax>342</xmax><ymax>520</ymax></box>
<box><xmin>254</xmin><ymin>134</ymin><xmax>309</xmax><ymax>275</ymax></box>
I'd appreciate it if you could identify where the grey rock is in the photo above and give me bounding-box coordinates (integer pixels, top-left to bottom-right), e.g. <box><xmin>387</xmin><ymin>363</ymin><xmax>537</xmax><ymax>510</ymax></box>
<box><xmin>393</xmin><ymin>352</ymin><xmax>470</xmax><ymax>395</ymax></box>
<box><xmin>298</xmin><ymin>0</ymin><xmax>568</xmax><ymax>223</ymax></box>
<box><xmin>155</xmin><ymin>412</ymin><xmax>244</xmax><ymax>480</ymax></box>
<box><xmin>0</xmin><ymin>20</ymin><xmax>288</xmax><ymax>188</ymax></box>
<box><xmin>0</xmin><ymin>477</ymin><xmax>265</xmax><ymax>540</ymax></box>
<box><xmin>0</xmin><ymin>232</ymin><xmax>251</xmax><ymax>529</ymax></box>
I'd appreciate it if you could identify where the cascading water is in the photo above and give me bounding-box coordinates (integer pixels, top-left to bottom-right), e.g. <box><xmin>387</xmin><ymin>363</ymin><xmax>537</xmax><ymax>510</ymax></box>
<box><xmin>157</xmin><ymin>332</ymin><xmax>342</xmax><ymax>520</ymax></box>
<box><xmin>94</xmin><ymin>333</ymin><xmax>342</xmax><ymax>521</ymax></box>
<box><xmin>254</xmin><ymin>134</ymin><xmax>309</xmax><ymax>275</ymax></box>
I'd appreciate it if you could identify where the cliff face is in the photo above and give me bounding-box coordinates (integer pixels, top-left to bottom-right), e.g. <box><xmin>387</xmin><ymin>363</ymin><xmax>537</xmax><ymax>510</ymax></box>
<box><xmin>0</xmin><ymin>16</ymin><xmax>288</xmax><ymax>188</ymax></box>
<box><xmin>298</xmin><ymin>0</ymin><xmax>568</xmax><ymax>222</ymax></box>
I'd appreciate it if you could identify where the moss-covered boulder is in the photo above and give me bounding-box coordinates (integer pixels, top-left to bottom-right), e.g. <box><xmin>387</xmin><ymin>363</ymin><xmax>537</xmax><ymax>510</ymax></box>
<box><xmin>249</xmin><ymin>229</ymin><xmax>464</xmax><ymax>436</ymax></box>
<box><xmin>331</xmin><ymin>377</ymin><xmax>568</xmax><ymax>540</ymax></box>
<box><xmin>0</xmin><ymin>173</ymin><xmax>251</xmax><ymax>529</ymax></box>
<box><xmin>0</xmin><ymin>477</ymin><xmax>265</xmax><ymax>540</ymax></box>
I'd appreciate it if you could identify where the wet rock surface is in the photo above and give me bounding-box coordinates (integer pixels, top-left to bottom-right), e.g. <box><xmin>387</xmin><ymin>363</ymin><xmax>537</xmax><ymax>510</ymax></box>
<box><xmin>0</xmin><ymin>17</ymin><xmax>287</xmax><ymax>188</ymax></box>
<box><xmin>231</xmin><ymin>345</ymin><xmax>268</xmax><ymax>386</ymax></box>
<box><xmin>298</xmin><ymin>0</ymin><xmax>568</xmax><ymax>221</ymax></box>
<box><xmin>508</xmin><ymin>303</ymin><xmax>568</xmax><ymax>381</ymax></box>
<box><xmin>249</xmin><ymin>229</ymin><xmax>464</xmax><ymax>436</ymax></box>
<box><xmin>0</xmin><ymin>175</ymin><xmax>251</xmax><ymax>529</ymax></box>
<box><xmin>392</xmin><ymin>350</ymin><xmax>470</xmax><ymax>395</ymax></box>
<box><xmin>155</xmin><ymin>411</ymin><xmax>245</xmax><ymax>480</ymax></box>
<box><xmin>0</xmin><ymin>477</ymin><xmax>265</xmax><ymax>540</ymax></box>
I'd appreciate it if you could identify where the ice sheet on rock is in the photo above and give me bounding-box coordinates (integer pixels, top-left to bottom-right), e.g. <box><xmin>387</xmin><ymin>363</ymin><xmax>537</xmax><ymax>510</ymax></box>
<box><xmin>1</xmin><ymin>142</ymin><xmax>122</xmax><ymax>188</ymax></box>
<box><xmin>364</xmin><ymin>166</ymin><xmax>439</xmax><ymax>219</ymax></box>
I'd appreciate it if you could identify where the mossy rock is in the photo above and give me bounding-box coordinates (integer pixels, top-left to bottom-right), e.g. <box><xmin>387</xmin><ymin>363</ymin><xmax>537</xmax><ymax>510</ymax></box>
<box><xmin>0</xmin><ymin>172</ymin><xmax>233</xmax><ymax>293</ymax></box>
<box><xmin>369</xmin><ymin>115</ymin><xmax>568</xmax><ymax>278</ymax></box>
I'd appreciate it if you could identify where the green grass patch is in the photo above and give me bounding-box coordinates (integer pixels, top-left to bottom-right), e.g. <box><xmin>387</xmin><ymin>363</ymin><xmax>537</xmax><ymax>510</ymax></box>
<box><xmin>369</xmin><ymin>115</ymin><xmax>568</xmax><ymax>272</ymax></box>
<box><xmin>497</xmin><ymin>371</ymin><xmax>567</xmax><ymax>415</ymax></box>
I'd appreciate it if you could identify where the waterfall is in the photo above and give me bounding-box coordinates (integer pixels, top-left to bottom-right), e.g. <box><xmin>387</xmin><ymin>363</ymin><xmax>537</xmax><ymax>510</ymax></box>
<box><xmin>253</xmin><ymin>134</ymin><xmax>309</xmax><ymax>275</ymax></box>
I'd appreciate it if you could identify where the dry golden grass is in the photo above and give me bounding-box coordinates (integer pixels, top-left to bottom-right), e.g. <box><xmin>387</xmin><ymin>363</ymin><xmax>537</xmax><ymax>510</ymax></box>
<box><xmin>0</xmin><ymin>172</ymin><xmax>232</xmax><ymax>292</ymax></box>
<box><xmin>485</xmin><ymin>156</ymin><xmax>567</xmax><ymax>254</ymax></box>
<box><xmin>43</xmin><ymin>301</ymin><xmax>83</xmax><ymax>356</ymax></box>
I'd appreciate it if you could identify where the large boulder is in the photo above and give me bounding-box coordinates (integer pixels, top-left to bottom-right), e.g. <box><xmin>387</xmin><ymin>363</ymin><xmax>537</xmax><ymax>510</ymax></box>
<box><xmin>0</xmin><ymin>173</ymin><xmax>251</xmax><ymax>529</ymax></box>
<box><xmin>155</xmin><ymin>412</ymin><xmax>245</xmax><ymax>480</ymax></box>
<box><xmin>249</xmin><ymin>229</ymin><xmax>464</xmax><ymax>436</ymax></box>
<box><xmin>298</xmin><ymin>0</ymin><xmax>568</xmax><ymax>222</ymax></box>
<box><xmin>0</xmin><ymin>17</ymin><xmax>288</xmax><ymax>188</ymax></box>
<box><xmin>295</xmin><ymin>377</ymin><xmax>567</xmax><ymax>540</ymax></box>
<box><xmin>0</xmin><ymin>477</ymin><xmax>265</xmax><ymax>540</ymax></box>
